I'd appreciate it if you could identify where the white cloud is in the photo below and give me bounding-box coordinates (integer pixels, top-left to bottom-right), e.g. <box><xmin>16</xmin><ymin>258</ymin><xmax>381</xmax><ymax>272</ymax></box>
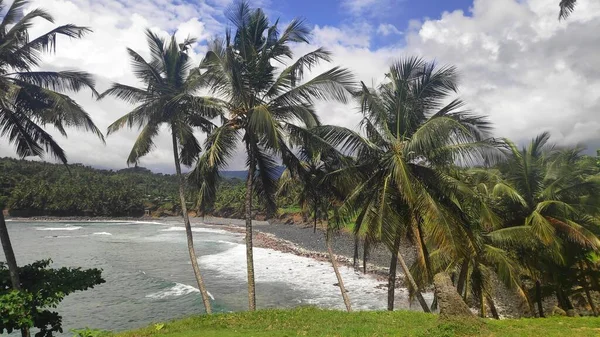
<box><xmin>0</xmin><ymin>0</ymin><xmax>226</xmax><ymax>172</ymax></box>
<box><xmin>308</xmin><ymin>0</ymin><xmax>600</xmax><ymax>154</ymax></box>
<box><xmin>377</xmin><ymin>23</ymin><xmax>402</xmax><ymax>36</ymax></box>
<box><xmin>3</xmin><ymin>0</ymin><xmax>600</xmax><ymax>172</ymax></box>
<box><xmin>312</xmin><ymin>23</ymin><xmax>373</xmax><ymax>48</ymax></box>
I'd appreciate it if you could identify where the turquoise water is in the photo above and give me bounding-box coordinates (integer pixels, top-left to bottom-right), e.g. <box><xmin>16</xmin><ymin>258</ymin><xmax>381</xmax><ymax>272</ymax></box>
<box><xmin>2</xmin><ymin>220</ymin><xmax>417</xmax><ymax>334</ymax></box>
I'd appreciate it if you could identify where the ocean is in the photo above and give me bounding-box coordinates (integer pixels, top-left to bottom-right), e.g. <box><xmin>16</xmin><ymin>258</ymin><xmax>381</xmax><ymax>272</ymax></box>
<box><xmin>2</xmin><ymin>220</ymin><xmax>428</xmax><ymax>334</ymax></box>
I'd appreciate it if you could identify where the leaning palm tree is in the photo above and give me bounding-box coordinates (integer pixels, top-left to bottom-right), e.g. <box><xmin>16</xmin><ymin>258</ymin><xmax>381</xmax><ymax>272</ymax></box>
<box><xmin>277</xmin><ymin>126</ymin><xmax>354</xmax><ymax>311</ymax></box>
<box><xmin>192</xmin><ymin>2</ymin><xmax>355</xmax><ymax>310</ymax></box>
<box><xmin>0</xmin><ymin>0</ymin><xmax>103</xmax><ymax>296</ymax></box>
<box><xmin>559</xmin><ymin>0</ymin><xmax>577</xmax><ymax>20</ymax></box>
<box><xmin>321</xmin><ymin>57</ymin><xmax>498</xmax><ymax>312</ymax></box>
<box><xmin>100</xmin><ymin>30</ymin><xmax>222</xmax><ymax>314</ymax></box>
<box><xmin>488</xmin><ymin>134</ymin><xmax>600</xmax><ymax>315</ymax></box>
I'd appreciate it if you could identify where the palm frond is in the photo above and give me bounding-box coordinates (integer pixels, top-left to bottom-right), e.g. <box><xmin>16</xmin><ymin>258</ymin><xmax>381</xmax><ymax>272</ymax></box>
<box><xmin>559</xmin><ymin>0</ymin><xmax>577</xmax><ymax>20</ymax></box>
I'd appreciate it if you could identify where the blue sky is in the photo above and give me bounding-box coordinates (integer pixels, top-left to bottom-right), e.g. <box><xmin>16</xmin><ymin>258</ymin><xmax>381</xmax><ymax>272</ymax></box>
<box><xmin>268</xmin><ymin>0</ymin><xmax>475</xmax><ymax>47</ymax></box>
<box><xmin>2</xmin><ymin>0</ymin><xmax>600</xmax><ymax>172</ymax></box>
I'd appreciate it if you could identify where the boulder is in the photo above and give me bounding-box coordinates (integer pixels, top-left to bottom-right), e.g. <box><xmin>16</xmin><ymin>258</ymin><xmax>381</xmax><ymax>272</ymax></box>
<box><xmin>434</xmin><ymin>272</ymin><xmax>475</xmax><ymax>318</ymax></box>
<box><xmin>552</xmin><ymin>306</ymin><xmax>567</xmax><ymax>316</ymax></box>
<box><xmin>566</xmin><ymin>309</ymin><xmax>579</xmax><ymax>317</ymax></box>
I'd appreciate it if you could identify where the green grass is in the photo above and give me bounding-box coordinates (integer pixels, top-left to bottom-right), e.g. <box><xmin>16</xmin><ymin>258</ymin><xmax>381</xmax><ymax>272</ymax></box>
<box><xmin>114</xmin><ymin>307</ymin><xmax>600</xmax><ymax>337</ymax></box>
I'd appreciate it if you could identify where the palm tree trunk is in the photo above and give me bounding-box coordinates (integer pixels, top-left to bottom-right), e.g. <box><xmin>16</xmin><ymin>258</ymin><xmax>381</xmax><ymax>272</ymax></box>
<box><xmin>363</xmin><ymin>238</ymin><xmax>369</xmax><ymax>274</ymax></box>
<box><xmin>396</xmin><ymin>252</ymin><xmax>431</xmax><ymax>313</ymax></box>
<box><xmin>579</xmin><ymin>262</ymin><xmax>597</xmax><ymax>316</ymax></box>
<box><xmin>583</xmin><ymin>283</ymin><xmax>598</xmax><ymax>316</ymax></box>
<box><xmin>0</xmin><ymin>212</ymin><xmax>29</xmax><ymax>337</ymax></box>
<box><xmin>0</xmin><ymin>211</ymin><xmax>20</xmax><ymax>290</ymax></box>
<box><xmin>171</xmin><ymin>132</ymin><xmax>212</xmax><ymax>314</ymax></box>
<box><xmin>456</xmin><ymin>260</ymin><xmax>469</xmax><ymax>298</ymax></box>
<box><xmin>245</xmin><ymin>161</ymin><xmax>257</xmax><ymax>311</ymax></box>
<box><xmin>313</xmin><ymin>200</ymin><xmax>317</xmax><ymax>233</ymax></box>
<box><xmin>535</xmin><ymin>280</ymin><xmax>544</xmax><ymax>317</ymax></box>
<box><xmin>353</xmin><ymin>235</ymin><xmax>359</xmax><ymax>270</ymax></box>
<box><xmin>388</xmin><ymin>233</ymin><xmax>401</xmax><ymax>311</ymax></box>
<box><xmin>479</xmin><ymin>293</ymin><xmax>486</xmax><ymax>318</ymax></box>
<box><xmin>326</xmin><ymin>231</ymin><xmax>352</xmax><ymax>312</ymax></box>
<box><xmin>487</xmin><ymin>295</ymin><xmax>500</xmax><ymax>319</ymax></box>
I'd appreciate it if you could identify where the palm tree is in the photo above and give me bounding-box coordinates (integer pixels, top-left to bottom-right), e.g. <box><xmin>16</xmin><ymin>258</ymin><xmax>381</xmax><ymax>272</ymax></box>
<box><xmin>321</xmin><ymin>57</ymin><xmax>498</xmax><ymax>312</ymax></box>
<box><xmin>488</xmin><ymin>134</ymin><xmax>600</xmax><ymax>315</ymax></box>
<box><xmin>559</xmin><ymin>0</ymin><xmax>577</xmax><ymax>20</ymax></box>
<box><xmin>0</xmin><ymin>0</ymin><xmax>103</xmax><ymax>293</ymax></box>
<box><xmin>192</xmin><ymin>2</ymin><xmax>355</xmax><ymax>310</ymax></box>
<box><xmin>100</xmin><ymin>30</ymin><xmax>222</xmax><ymax>314</ymax></box>
<box><xmin>419</xmin><ymin>167</ymin><xmax>528</xmax><ymax>318</ymax></box>
<box><xmin>277</xmin><ymin>126</ymin><xmax>353</xmax><ymax>311</ymax></box>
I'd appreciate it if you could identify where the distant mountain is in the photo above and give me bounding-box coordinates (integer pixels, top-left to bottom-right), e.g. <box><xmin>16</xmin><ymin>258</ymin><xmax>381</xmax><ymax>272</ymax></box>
<box><xmin>220</xmin><ymin>170</ymin><xmax>247</xmax><ymax>179</ymax></box>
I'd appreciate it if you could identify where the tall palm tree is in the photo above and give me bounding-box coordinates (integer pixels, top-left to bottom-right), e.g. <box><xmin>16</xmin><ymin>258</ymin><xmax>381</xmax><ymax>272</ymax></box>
<box><xmin>100</xmin><ymin>30</ymin><xmax>222</xmax><ymax>314</ymax></box>
<box><xmin>559</xmin><ymin>0</ymin><xmax>577</xmax><ymax>20</ymax></box>
<box><xmin>0</xmin><ymin>0</ymin><xmax>103</xmax><ymax>294</ymax></box>
<box><xmin>321</xmin><ymin>57</ymin><xmax>498</xmax><ymax>312</ymax></box>
<box><xmin>192</xmin><ymin>2</ymin><xmax>355</xmax><ymax>310</ymax></box>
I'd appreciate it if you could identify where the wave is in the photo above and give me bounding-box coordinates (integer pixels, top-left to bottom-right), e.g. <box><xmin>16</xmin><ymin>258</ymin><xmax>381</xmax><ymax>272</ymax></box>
<box><xmin>36</xmin><ymin>226</ymin><xmax>82</xmax><ymax>231</ymax></box>
<box><xmin>45</xmin><ymin>235</ymin><xmax>88</xmax><ymax>239</ymax></box>
<box><xmin>160</xmin><ymin>226</ymin><xmax>230</xmax><ymax>235</ymax></box>
<box><xmin>92</xmin><ymin>232</ymin><xmax>112</xmax><ymax>236</ymax></box>
<box><xmin>129</xmin><ymin>221</ymin><xmax>164</xmax><ymax>225</ymax></box>
<box><xmin>146</xmin><ymin>283</ymin><xmax>215</xmax><ymax>301</ymax></box>
<box><xmin>200</xmin><ymin>244</ymin><xmax>433</xmax><ymax>311</ymax></box>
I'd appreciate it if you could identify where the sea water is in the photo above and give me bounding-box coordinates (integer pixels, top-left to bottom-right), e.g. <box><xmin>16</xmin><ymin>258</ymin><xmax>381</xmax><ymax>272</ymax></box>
<box><xmin>1</xmin><ymin>220</ymin><xmax>430</xmax><ymax>334</ymax></box>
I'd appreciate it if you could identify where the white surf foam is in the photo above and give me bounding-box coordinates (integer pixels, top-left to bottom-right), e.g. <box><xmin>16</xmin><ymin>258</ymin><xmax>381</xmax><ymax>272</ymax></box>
<box><xmin>36</xmin><ymin>226</ymin><xmax>82</xmax><ymax>231</ymax></box>
<box><xmin>160</xmin><ymin>226</ymin><xmax>230</xmax><ymax>235</ymax></box>
<box><xmin>130</xmin><ymin>221</ymin><xmax>164</xmax><ymax>225</ymax></box>
<box><xmin>146</xmin><ymin>283</ymin><xmax>215</xmax><ymax>301</ymax></box>
<box><xmin>92</xmin><ymin>232</ymin><xmax>112</xmax><ymax>236</ymax></box>
<box><xmin>200</xmin><ymin>244</ymin><xmax>433</xmax><ymax>311</ymax></box>
<box><xmin>45</xmin><ymin>235</ymin><xmax>88</xmax><ymax>238</ymax></box>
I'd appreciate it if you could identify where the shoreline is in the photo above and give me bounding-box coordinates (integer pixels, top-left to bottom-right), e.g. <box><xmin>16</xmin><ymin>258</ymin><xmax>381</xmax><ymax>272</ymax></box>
<box><xmin>10</xmin><ymin>214</ymin><xmax>531</xmax><ymax>317</ymax></box>
<box><xmin>9</xmin><ymin>214</ymin><xmax>408</xmax><ymax>283</ymax></box>
<box><xmin>217</xmin><ymin>223</ymin><xmax>394</xmax><ymax>283</ymax></box>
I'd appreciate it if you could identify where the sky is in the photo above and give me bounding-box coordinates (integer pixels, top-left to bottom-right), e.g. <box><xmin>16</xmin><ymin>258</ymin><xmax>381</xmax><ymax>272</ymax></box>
<box><xmin>1</xmin><ymin>0</ymin><xmax>600</xmax><ymax>172</ymax></box>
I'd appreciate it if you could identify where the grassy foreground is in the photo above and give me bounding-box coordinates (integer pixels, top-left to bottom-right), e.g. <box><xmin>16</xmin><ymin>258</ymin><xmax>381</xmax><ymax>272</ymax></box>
<box><xmin>115</xmin><ymin>307</ymin><xmax>600</xmax><ymax>337</ymax></box>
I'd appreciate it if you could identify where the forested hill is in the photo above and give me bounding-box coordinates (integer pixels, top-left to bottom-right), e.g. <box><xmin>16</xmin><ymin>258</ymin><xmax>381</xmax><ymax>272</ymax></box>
<box><xmin>0</xmin><ymin>158</ymin><xmax>289</xmax><ymax>218</ymax></box>
<box><xmin>0</xmin><ymin>157</ymin><xmax>181</xmax><ymax>217</ymax></box>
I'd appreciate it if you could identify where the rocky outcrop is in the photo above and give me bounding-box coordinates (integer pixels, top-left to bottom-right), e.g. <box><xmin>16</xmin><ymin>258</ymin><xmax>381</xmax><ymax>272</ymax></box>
<box><xmin>434</xmin><ymin>272</ymin><xmax>474</xmax><ymax>318</ymax></box>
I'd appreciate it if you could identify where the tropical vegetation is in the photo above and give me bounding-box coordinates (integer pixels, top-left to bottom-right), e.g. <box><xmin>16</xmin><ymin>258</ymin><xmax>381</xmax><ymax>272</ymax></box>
<box><xmin>1</xmin><ymin>0</ymin><xmax>600</xmax><ymax>335</ymax></box>
<box><xmin>190</xmin><ymin>2</ymin><xmax>355</xmax><ymax>311</ymax></box>
<box><xmin>0</xmin><ymin>259</ymin><xmax>104</xmax><ymax>337</ymax></box>
<box><xmin>0</xmin><ymin>1</ymin><xmax>104</xmax><ymax>336</ymax></box>
<box><xmin>99</xmin><ymin>29</ymin><xmax>223</xmax><ymax>314</ymax></box>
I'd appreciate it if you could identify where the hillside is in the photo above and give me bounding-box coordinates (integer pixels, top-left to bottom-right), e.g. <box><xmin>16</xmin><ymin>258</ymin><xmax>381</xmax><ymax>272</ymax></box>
<box><xmin>0</xmin><ymin>157</ymin><xmax>287</xmax><ymax>218</ymax></box>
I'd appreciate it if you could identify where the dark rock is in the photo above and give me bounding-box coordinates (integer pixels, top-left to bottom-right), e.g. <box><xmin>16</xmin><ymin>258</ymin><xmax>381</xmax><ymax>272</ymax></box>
<box><xmin>566</xmin><ymin>309</ymin><xmax>579</xmax><ymax>317</ymax></box>
<box><xmin>434</xmin><ymin>272</ymin><xmax>474</xmax><ymax>318</ymax></box>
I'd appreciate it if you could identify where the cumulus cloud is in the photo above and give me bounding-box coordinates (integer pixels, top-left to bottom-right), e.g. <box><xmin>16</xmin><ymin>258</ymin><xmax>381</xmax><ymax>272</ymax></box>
<box><xmin>2</xmin><ymin>0</ymin><xmax>600</xmax><ymax>172</ymax></box>
<box><xmin>308</xmin><ymin>0</ymin><xmax>600</xmax><ymax>154</ymax></box>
